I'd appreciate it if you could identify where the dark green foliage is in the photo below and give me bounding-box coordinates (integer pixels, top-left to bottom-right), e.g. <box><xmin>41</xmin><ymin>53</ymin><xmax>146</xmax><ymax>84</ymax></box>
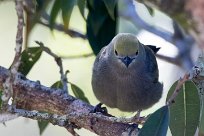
<box><xmin>50</xmin><ymin>0</ymin><xmax>62</xmax><ymax>30</ymax></box>
<box><xmin>51</xmin><ymin>81</ymin><xmax>90</xmax><ymax>103</ymax></box>
<box><xmin>70</xmin><ymin>83</ymin><xmax>90</xmax><ymax>103</ymax></box>
<box><xmin>166</xmin><ymin>81</ymin><xmax>200</xmax><ymax>136</ymax></box>
<box><xmin>77</xmin><ymin>0</ymin><xmax>86</xmax><ymax>20</ymax></box>
<box><xmin>51</xmin><ymin>81</ymin><xmax>63</xmax><ymax>89</ymax></box>
<box><xmin>86</xmin><ymin>0</ymin><xmax>117</xmax><ymax>55</ymax></box>
<box><xmin>25</xmin><ymin>0</ymin><xmax>50</xmax><ymax>48</ymax></box>
<box><xmin>18</xmin><ymin>47</ymin><xmax>43</xmax><ymax>76</ymax></box>
<box><xmin>139</xmin><ymin>106</ymin><xmax>169</xmax><ymax>136</ymax></box>
<box><xmin>103</xmin><ymin>0</ymin><xmax>118</xmax><ymax>20</ymax></box>
<box><xmin>6</xmin><ymin>1</ymin><xmax>202</xmax><ymax>135</ymax></box>
<box><xmin>38</xmin><ymin>120</ymin><xmax>49</xmax><ymax>135</ymax></box>
<box><xmin>50</xmin><ymin>0</ymin><xmax>76</xmax><ymax>30</ymax></box>
<box><xmin>61</xmin><ymin>0</ymin><xmax>76</xmax><ymax>29</ymax></box>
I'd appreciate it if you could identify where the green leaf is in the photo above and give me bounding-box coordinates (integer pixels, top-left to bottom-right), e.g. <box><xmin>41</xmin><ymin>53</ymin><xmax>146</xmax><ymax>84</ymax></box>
<box><xmin>61</xmin><ymin>0</ymin><xmax>76</xmax><ymax>29</ymax></box>
<box><xmin>87</xmin><ymin>0</ymin><xmax>117</xmax><ymax>55</ymax></box>
<box><xmin>51</xmin><ymin>81</ymin><xmax>63</xmax><ymax>89</ymax></box>
<box><xmin>139</xmin><ymin>106</ymin><xmax>169</xmax><ymax>136</ymax></box>
<box><xmin>18</xmin><ymin>47</ymin><xmax>43</xmax><ymax>76</ymax></box>
<box><xmin>88</xmin><ymin>14</ymin><xmax>106</xmax><ymax>36</ymax></box>
<box><xmin>103</xmin><ymin>0</ymin><xmax>117</xmax><ymax>20</ymax></box>
<box><xmin>77</xmin><ymin>0</ymin><xmax>86</xmax><ymax>20</ymax></box>
<box><xmin>70</xmin><ymin>83</ymin><xmax>90</xmax><ymax>103</ymax></box>
<box><xmin>88</xmin><ymin>0</ymin><xmax>94</xmax><ymax>9</ymax></box>
<box><xmin>49</xmin><ymin>0</ymin><xmax>62</xmax><ymax>30</ymax></box>
<box><xmin>38</xmin><ymin>120</ymin><xmax>49</xmax><ymax>135</ymax></box>
<box><xmin>166</xmin><ymin>81</ymin><xmax>200</xmax><ymax>136</ymax></box>
<box><xmin>24</xmin><ymin>0</ymin><xmax>50</xmax><ymax>48</ymax></box>
<box><xmin>199</xmin><ymin>95</ymin><xmax>204</xmax><ymax>135</ymax></box>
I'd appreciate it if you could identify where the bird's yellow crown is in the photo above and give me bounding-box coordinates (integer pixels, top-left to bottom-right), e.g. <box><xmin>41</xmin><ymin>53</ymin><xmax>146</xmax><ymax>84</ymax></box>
<box><xmin>114</xmin><ymin>33</ymin><xmax>139</xmax><ymax>56</ymax></box>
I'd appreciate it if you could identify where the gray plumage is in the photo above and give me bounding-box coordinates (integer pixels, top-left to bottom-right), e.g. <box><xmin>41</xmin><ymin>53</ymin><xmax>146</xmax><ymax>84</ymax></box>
<box><xmin>92</xmin><ymin>33</ymin><xmax>163</xmax><ymax>112</ymax></box>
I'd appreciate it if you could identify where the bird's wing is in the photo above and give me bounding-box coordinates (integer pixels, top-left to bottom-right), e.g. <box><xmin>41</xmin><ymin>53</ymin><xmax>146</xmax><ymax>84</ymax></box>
<box><xmin>93</xmin><ymin>46</ymin><xmax>108</xmax><ymax>71</ymax></box>
<box><xmin>144</xmin><ymin>45</ymin><xmax>159</xmax><ymax>82</ymax></box>
<box><xmin>96</xmin><ymin>46</ymin><xmax>108</xmax><ymax>61</ymax></box>
<box><xmin>146</xmin><ymin>45</ymin><xmax>160</xmax><ymax>54</ymax></box>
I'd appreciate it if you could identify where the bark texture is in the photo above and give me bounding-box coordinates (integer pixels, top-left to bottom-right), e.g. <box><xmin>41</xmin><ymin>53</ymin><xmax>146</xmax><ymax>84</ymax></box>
<box><xmin>0</xmin><ymin>66</ymin><xmax>138</xmax><ymax>136</ymax></box>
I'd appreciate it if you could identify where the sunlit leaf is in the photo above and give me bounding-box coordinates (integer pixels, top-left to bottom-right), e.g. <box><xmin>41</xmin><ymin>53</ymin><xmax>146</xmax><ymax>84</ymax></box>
<box><xmin>61</xmin><ymin>0</ymin><xmax>76</xmax><ymax>29</ymax></box>
<box><xmin>139</xmin><ymin>106</ymin><xmax>169</xmax><ymax>136</ymax></box>
<box><xmin>24</xmin><ymin>0</ymin><xmax>50</xmax><ymax>48</ymax></box>
<box><xmin>18</xmin><ymin>47</ymin><xmax>43</xmax><ymax>76</ymax></box>
<box><xmin>49</xmin><ymin>0</ymin><xmax>62</xmax><ymax>30</ymax></box>
<box><xmin>38</xmin><ymin>120</ymin><xmax>49</xmax><ymax>135</ymax></box>
<box><xmin>199</xmin><ymin>96</ymin><xmax>204</xmax><ymax>135</ymax></box>
<box><xmin>77</xmin><ymin>0</ymin><xmax>86</xmax><ymax>20</ymax></box>
<box><xmin>103</xmin><ymin>0</ymin><xmax>117</xmax><ymax>20</ymax></box>
<box><xmin>51</xmin><ymin>81</ymin><xmax>63</xmax><ymax>89</ymax></box>
<box><xmin>70</xmin><ymin>83</ymin><xmax>90</xmax><ymax>103</ymax></box>
<box><xmin>166</xmin><ymin>80</ymin><xmax>200</xmax><ymax>136</ymax></box>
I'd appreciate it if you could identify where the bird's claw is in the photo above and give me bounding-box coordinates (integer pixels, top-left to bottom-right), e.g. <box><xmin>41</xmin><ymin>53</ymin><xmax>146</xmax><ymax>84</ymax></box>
<box><xmin>131</xmin><ymin>110</ymin><xmax>147</xmax><ymax>124</ymax></box>
<box><xmin>90</xmin><ymin>103</ymin><xmax>107</xmax><ymax>113</ymax></box>
<box><xmin>90</xmin><ymin>103</ymin><xmax>113</xmax><ymax>117</ymax></box>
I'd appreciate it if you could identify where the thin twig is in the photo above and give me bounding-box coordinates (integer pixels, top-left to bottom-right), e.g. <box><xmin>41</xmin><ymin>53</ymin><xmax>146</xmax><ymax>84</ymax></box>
<box><xmin>8</xmin><ymin>105</ymin><xmax>80</xmax><ymax>135</ymax></box>
<box><xmin>156</xmin><ymin>54</ymin><xmax>180</xmax><ymax>66</ymax></box>
<box><xmin>0</xmin><ymin>113</ymin><xmax>19</xmax><ymax>123</ymax></box>
<box><xmin>35</xmin><ymin>41</ymin><xmax>68</xmax><ymax>94</ymax></box>
<box><xmin>118</xmin><ymin>0</ymin><xmax>173</xmax><ymax>43</ymax></box>
<box><xmin>118</xmin><ymin>0</ymin><xmax>194</xmax><ymax>70</ymax></box>
<box><xmin>9</xmin><ymin>106</ymin><xmax>68</xmax><ymax>126</ymax></box>
<box><xmin>166</xmin><ymin>73</ymin><xmax>190</xmax><ymax>105</ymax></box>
<box><xmin>190</xmin><ymin>52</ymin><xmax>204</xmax><ymax>79</ymax></box>
<box><xmin>61</xmin><ymin>53</ymin><xmax>94</xmax><ymax>59</ymax></box>
<box><xmin>39</xmin><ymin>12</ymin><xmax>87</xmax><ymax>39</ymax></box>
<box><xmin>2</xmin><ymin>0</ymin><xmax>24</xmax><ymax>105</ymax></box>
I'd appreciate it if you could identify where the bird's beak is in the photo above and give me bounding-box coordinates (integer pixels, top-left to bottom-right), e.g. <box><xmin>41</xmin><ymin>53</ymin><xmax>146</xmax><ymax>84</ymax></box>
<box><xmin>119</xmin><ymin>56</ymin><xmax>134</xmax><ymax>67</ymax></box>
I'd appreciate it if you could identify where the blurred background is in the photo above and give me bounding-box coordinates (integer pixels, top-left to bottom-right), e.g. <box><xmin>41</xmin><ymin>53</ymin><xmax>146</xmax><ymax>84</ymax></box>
<box><xmin>0</xmin><ymin>1</ymin><xmax>199</xmax><ymax>136</ymax></box>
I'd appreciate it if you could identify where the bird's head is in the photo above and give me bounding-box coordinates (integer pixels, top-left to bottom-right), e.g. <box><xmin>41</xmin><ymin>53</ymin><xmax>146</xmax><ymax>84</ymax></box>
<box><xmin>113</xmin><ymin>33</ymin><xmax>140</xmax><ymax>68</ymax></box>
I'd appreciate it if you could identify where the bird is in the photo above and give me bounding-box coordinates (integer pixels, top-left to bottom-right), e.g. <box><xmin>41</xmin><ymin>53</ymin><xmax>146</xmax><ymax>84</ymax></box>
<box><xmin>91</xmin><ymin>33</ymin><xmax>163</xmax><ymax>112</ymax></box>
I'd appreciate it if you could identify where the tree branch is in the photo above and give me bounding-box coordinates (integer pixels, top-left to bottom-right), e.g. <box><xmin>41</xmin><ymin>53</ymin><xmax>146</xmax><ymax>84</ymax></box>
<box><xmin>39</xmin><ymin>12</ymin><xmax>87</xmax><ymax>39</ymax></box>
<box><xmin>0</xmin><ymin>66</ymin><xmax>139</xmax><ymax>136</ymax></box>
<box><xmin>35</xmin><ymin>41</ymin><xmax>68</xmax><ymax>94</ymax></box>
<box><xmin>119</xmin><ymin>0</ymin><xmax>195</xmax><ymax>70</ymax></box>
<box><xmin>156</xmin><ymin>54</ymin><xmax>180</xmax><ymax>66</ymax></box>
<box><xmin>166</xmin><ymin>73</ymin><xmax>190</xmax><ymax>105</ymax></box>
<box><xmin>61</xmin><ymin>53</ymin><xmax>94</xmax><ymax>59</ymax></box>
<box><xmin>137</xmin><ymin>0</ymin><xmax>204</xmax><ymax>50</ymax></box>
<box><xmin>2</xmin><ymin>0</ymin><xmax>24</xmax><ymax>105</ymax></box>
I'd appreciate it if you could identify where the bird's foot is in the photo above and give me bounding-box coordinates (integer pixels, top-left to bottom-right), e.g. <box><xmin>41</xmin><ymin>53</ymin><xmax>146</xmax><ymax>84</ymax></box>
<box><xmin>91</xmin><ymin>103</ymin><xmax>107</xmax><ymax>113</ymax></box>
<box><xmin>130</xmin><ymin>109</ymin><xmax>147</xmax><ymax>124</ymax></box>
<box><xmin>118</xmin><ymin>110</ymin><xmax>146</xmax><ymax>125</ymax></box>
<box><xmin>90</xmin><ymin>103</ymin><xmax>113</xmax><ymax>117</ymax></box>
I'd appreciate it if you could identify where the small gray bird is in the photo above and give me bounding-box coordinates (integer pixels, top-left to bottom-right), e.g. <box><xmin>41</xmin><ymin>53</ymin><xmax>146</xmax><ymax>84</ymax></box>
<box><xmin>91</xmin><ymin>33</ymin><xmax>163</xmax><ymax>112</ymax></box>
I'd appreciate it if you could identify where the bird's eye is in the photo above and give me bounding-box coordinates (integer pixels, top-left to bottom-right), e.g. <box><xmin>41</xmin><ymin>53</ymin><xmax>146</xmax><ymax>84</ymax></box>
<box><xmin>115</xmin><ymin>50</ymin><xmax>118</xmax><ymax>55</ymax></box>
<box><xmin>135</xmin><ymin>51</ymin><xmax>138</xmax><ymax>55</ymax></box>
